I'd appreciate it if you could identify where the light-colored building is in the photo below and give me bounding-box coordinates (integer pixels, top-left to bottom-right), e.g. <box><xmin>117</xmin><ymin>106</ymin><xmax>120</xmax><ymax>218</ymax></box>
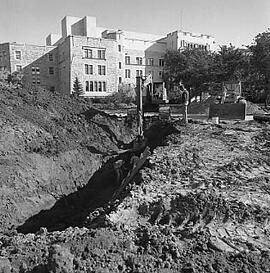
<box><xmin>0</xmin><ymin>15</ymin><xmax>217</xmax><ymax>97</ymax></box>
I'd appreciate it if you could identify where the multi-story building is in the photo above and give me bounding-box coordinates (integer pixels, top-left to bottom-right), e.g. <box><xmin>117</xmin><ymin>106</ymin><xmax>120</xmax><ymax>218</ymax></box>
<box><xmin>0</xmin><ymin>15</ymin><xmax>217</xmax><ymax>97</ymax></box>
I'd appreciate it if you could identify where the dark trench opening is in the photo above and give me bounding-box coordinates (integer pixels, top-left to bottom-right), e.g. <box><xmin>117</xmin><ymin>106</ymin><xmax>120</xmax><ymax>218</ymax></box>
<box><xmin>17</xmin><ymin>121</ymin><xmax>178</xmax><ymax>234</ymax></box>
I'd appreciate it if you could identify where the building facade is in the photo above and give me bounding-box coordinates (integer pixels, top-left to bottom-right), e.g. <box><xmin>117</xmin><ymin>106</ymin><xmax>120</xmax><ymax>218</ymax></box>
<box><xmin>0</xmin><ymin>16</ymin><xmax>217</xmax><ymax>97</ymax></box>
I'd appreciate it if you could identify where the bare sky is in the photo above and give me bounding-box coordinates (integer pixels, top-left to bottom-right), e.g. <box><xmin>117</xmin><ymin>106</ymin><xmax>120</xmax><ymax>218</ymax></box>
<box><xmin>0</xmin><ymin>0</ymin><xmax>269</xmax><ymax>47</ymax></box>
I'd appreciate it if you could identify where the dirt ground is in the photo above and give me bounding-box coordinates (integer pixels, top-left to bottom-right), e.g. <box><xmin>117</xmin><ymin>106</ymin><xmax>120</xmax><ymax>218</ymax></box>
<box><xmin>0</xmin><ymin>84</ymin><xmax>269</xmax><ymax>272</ymax></box>
<box><xmin>0</xmin><ymin>84</ymin><xmax>136</xmax><ymax>232</ymax></box>
<box><xmin>0</xmin><ymin>111</ymin><xmax>269</xmax><ymax>272</ymax></box>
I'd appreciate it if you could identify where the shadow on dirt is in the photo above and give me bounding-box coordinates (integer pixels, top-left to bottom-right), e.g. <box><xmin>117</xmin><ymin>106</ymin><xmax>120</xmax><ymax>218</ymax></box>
<box><xmin>17</xmin><ymin>121</ymin><xmax>177</xmax><ymax>234</ymax></box>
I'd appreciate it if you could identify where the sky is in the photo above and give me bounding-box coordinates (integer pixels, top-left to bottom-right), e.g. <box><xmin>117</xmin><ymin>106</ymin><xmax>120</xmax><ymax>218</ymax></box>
<box><xmin>0</xmin><ymin>0</ymin><xmax>269</xmax><ymax>48</ymax></box>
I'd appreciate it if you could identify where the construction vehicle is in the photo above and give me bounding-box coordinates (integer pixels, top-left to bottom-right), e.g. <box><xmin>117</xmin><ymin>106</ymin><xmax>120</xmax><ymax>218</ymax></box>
<box><xmin>140</xmin><ymin>74</ymin><xmax>169</xmax><ymax>112</ymax></box>
<box><xmin>221</xmin><ymin>81</ymin><xmax>242</xmax><ymax>103</ymax></box>
<box><xmin>209</xmin><ymin>81</ymin><xmax>246</xmax><ymax>120</ymax></box>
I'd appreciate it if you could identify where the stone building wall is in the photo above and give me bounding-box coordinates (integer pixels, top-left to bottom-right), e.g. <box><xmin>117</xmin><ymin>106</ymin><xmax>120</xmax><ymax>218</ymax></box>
<box><xmin>57</xmin><ymin>37</ymin><xmax>71</xmax><ymax>95</ymax></box>
<box><xmin>0</xmin><ymin>43</ymin><xmax>59</xmax><ymax>91</ymax></box>
<box><xmin>123</xmin><ymin>39</ymin><xmax>167</xmax><ymax>84</ymax></box>
<box><xmin>68</xmin><ymin>35</ymin><xmax>118</xmax><ymax>96</ymax></box>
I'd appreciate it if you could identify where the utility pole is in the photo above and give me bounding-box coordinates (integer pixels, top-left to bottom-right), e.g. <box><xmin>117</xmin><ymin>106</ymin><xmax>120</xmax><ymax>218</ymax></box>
<box><xmin>180</xmin><ymin>10</ymin><xmax>183</xmax><ymax>31</ymax></box>
<box><xmin>136</xmin><ymin>76</ymin><xmax>144</xmax><ymax>137</ymax></box>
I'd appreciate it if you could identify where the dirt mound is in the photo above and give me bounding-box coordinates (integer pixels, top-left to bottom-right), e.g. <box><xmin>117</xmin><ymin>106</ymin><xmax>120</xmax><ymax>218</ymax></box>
<box><xmin>0</xmin><ymin>85</ymin><xmax>136</xmax><ymax>231</ymax></box>
<box><xmin>0</xmin><ymin>87</ymin><xmax>269</xmax><ymax>273</ymax></box>
<box><xmin>187</xmin><ymin>96</ymin><xmax>266</xmax><ymax>115</ymax></box>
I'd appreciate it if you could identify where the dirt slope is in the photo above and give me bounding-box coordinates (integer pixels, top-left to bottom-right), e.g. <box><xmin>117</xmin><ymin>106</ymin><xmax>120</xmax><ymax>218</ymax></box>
<box><xmin>0</xmin><ymin>85</ymin><xmax>136</xmax><ymax>231</ymax></box>
<box><xmin>0</xmin><ymin>119</ymin><xmax>269</xmax><ymax>272</ymax></box>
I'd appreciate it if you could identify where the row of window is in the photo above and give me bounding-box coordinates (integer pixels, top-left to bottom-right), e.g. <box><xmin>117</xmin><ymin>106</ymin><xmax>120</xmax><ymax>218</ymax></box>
<box><xmin>85</xmin><ymin>64</ymin><xmax>106</xmax><ymax>75</ymax></box>
<box><xmin>125</xmin><ymin>56</ymin><xmax>164</xmax><ymax>66</ymax></box>
<box><xmin>125</xmin><ymin>69</ymin><xmax>163</xmax><ymax>78</ymax></box>
<box><xmin>10</xmin><ymin>50</ymin><xmax>54</xmax><ymax>61</ymax></box>
<box><xmin>32</xmin><ymin>77</ymin><xmax>41</xmax><ymax>84</ymax></box>
<box><xmin>85</xmin><ymin>81</ymin><xmax>107</xmax><ymax>92</ymax></box>
<box><xmin>83</xmin><ymin>48</ymin><xmax>106</xmax><ymax>60</ymax></box>
<box><xmin>31</xmin><ymin>66</ymin><xmax>55</xmax><ymax>75</ymax></box>
<box><xmin>180</xmin><ymin>40</ymin><xmax>209</xmax><ymax>50</ymax></box>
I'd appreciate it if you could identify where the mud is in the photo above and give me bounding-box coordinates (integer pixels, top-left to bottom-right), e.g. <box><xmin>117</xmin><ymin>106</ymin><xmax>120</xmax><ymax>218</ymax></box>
<box><xmin>0</xmin><ymin>85</ymin><xmax>270</xmax><ymax>272</ymax></box>
<box><xmin>0</xmin><ymin>85</ymin><xmax>136</xmax><ymax>232</ymax></box>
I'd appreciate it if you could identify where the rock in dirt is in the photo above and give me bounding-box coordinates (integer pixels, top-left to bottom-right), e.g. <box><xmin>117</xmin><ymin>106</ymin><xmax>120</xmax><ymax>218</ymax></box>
<box><xmin>46</xmin><ymin>244</ymin><xmax>74</xmax><ymax>273</ymax></box>
<box><xmin>0</xmin><ymin>257</ymin><xmax>11</xmax><ymax>273</ymax></box>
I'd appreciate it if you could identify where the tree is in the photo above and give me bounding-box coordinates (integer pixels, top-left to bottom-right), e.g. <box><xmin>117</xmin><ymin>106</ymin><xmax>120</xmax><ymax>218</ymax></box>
<box><xmin>11</xmin><ymin>71</ymin><xmax>24</xmax><ymax>86</ymax></box>
<box><xmin>163</xmin><ymin>46</ymin><xmax>250</xmax><ymax>99</ymax></box>
<box><xmin>163</xmin><ymin>48</ymin><xmax>215</xmax><ymax>97</ymax></box>
<box><xmin>211</xmin><ymin>45</ymin><xmax>249</xmax><ymax>83</ymax></box>
<box><xmin>248</xmin><ymin>30</ymin><xmax>270</xmax><ymax>103</ymax></box>
<box><xmin>73</xmin><ymin>76</ymin><xmax>84</xmax><ymax>96</ymax></box>
<box><xmin>107</xmin><ymin>83</ymin><xmax>136</xmax><ymax>104</ymax></box>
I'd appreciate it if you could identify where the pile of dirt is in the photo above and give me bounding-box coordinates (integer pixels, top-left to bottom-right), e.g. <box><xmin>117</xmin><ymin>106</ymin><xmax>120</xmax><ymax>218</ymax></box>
<box><xmin>0</xmin><ymin>85</ymin><xmax>136</xmax><ymax>232</ymax></box>
<box><xmin>0</xmin><ymin>118</ymin><xmax>269</xmax><ymax>272</ymax></box>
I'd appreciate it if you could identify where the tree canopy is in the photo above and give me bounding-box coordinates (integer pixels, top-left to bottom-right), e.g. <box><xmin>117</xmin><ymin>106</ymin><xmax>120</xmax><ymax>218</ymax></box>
<box><xmin>163</xmin><ymin>31</ymin><xmax>270</xmax><ymax>103</ymax></box>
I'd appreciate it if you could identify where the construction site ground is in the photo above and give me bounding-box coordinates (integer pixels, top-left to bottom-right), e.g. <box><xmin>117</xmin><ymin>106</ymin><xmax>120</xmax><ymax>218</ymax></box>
<box><xmin>0</xmin><ymin>85</ymin><xmax>269</xmax><ymax>272</ymax></box>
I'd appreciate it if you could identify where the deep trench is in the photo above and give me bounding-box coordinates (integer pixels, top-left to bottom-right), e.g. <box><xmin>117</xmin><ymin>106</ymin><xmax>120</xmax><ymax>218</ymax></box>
<box><xmin>17</xmin><ymin>120</ymin><xmax>177</xmax><ymax>234</ymax></box>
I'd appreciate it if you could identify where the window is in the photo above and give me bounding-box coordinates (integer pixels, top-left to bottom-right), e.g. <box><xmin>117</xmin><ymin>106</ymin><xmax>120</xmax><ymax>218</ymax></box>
<box><xmin>33</xmin><ymin>78</ymin><xmax>41</xmax><ymax>84</ymax></box>
<box><xmin>3</xmin><ymin>51</ymin><xmax>6</xmax><ymax>59</ymax></box>
<box><xmin>94</xmin><ymin>81</ymin><xmax>98</xmax><ymax>91</ymax></box>
<box><xmin>84</xmin><ymin>49</ymin><xmax>92</xmax><ymax>59</ymax></box>
<box><xmin>118</xmin><ymin>45</ymin><xmax>121</xmax><ymax>52</ymax></box>
<box><xmin>159</xmin><ymin>59</ymin><xmax>164</xmax><ymax>67</ymax></box>
<box><xmin>48</xmin><ymin>53</ymin><xmax>53</xmax><ymax>61</ymax></box>
<box><xmin>136</xmin><ymin>57</ymin><xmax>143</xmax><ymax>65</ymax></box>
<box><xmin>119</xmin><ymin>77</ymin><xmax>122</xmax><ymax>84</ymax></box>
<box><xmin>16</xmin><ymin>65</ymin><xmax>22</xmax><ymax>71</ymax></box>
<box><xmin>125</xmin><ymin>69</ymin><xmax>131</xmax><ymax>78</ymax></box>
<box><xmin>97</xmin><ymin>49</ymin><xmax>105</xmax><ymax>59</ymax></box>
<box><xmin>86</xmin><ymin>81</ymin><xmax>89</xmax><ymax>92</ymax></box>
<box><xmin>15</xmin><ymin>51</ymin><xmax>21</xmax><ymax>60</ymax></box>
<box><xmin>147</xmin><ymin>58</ymin><xmax>154</xmax><ymax>66</ymax></box>
<box><xmin>136</xmin><ymin>70</ymin><xmax>143</xmax><ymax>77</ymax></box>
<box><xmin>85</xmin><ymin>64</ymin><xmax>93</xmax><ymax>75</ymax></box>
<box><xmin>90</xmin><ymin>81</ymin><xmax>94</xmax><ymax>91</ymax></box>
<box><xmin>125</xmin><ymin>56</ymin><xmax>130</xmax><ymax>64</ymax></box>
<box><xmin>98</xmin><ymin>81</ymin><xmax>102</xmax><ymax>91</ymax></box>
<box><xmin>159</xmin><ymin>71</ymin><xmax>163</xmax><ymax>78</ymax></box>
<box><xmin>32</xmin><ymin>67</ymin><xmax>40</xmax><ymax>74</ymax></box>
<box><xmin>103</xmin><ymin>82</ymin><xmax>106</xmax><ymax>92</ymax></box>
<box><xmin>119</xmin><ymin>62</ymin><xmax>122</xmax><ymax>69</ymax></box>
<box><xmin>98</xmin><ymin>65</ymin><xmax>106</xmax><ymax>75</ymax></box>
<box><xmin>0</xmin><ymin>54</ymin><xmax>2</xmax><ymax>62</ymax></box>
<box><xmin>49</xmin><ymin>67</ymin><xmax>54</xmax><ymax>75</ymax></box>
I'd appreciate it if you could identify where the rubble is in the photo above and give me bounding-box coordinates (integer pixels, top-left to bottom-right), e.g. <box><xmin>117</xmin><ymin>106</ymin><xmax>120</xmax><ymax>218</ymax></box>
<box><xmin>0</xmin><ymin>86</ymin><xmax>269</xmax><ymax>272</ymax></box>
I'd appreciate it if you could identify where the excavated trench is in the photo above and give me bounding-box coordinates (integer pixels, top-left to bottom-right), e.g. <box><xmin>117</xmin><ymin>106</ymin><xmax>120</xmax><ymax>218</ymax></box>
<box><xmin>17</xmin><ymin>120</ymin><xmax>177</xmax><ymax>234</ymax></box>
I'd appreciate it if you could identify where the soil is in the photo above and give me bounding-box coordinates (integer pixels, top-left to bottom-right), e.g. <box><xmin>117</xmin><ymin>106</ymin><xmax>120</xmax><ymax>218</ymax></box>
<box><xmin>0</xmin><ymin>85</ymin><xmax>136</xmax><ymax>232</ymax></box>
<box><xmin>0</xmin><ymin>85</ymin><xmax>270</xmax><ymax>273</ymax></box>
